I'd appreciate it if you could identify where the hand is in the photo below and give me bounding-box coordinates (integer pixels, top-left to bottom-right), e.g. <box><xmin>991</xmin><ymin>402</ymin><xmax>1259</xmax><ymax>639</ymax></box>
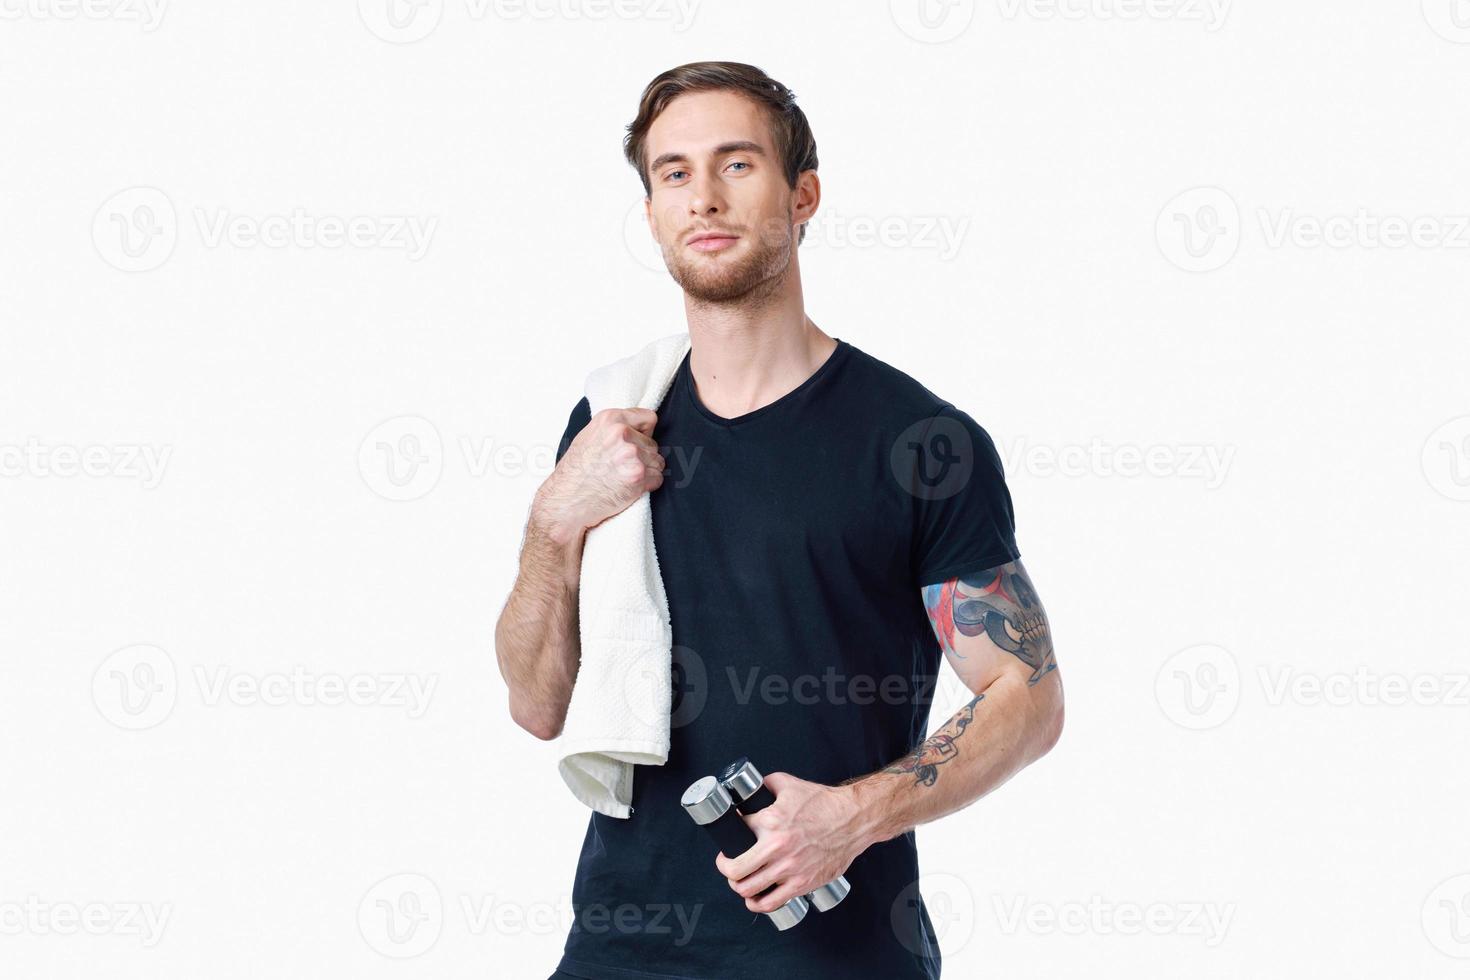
<box><xmin>714</xmin><ymin>772</ymin><xmax>868</xmax><ymax>914</ymax></box>
<box><xmin>537</xmin><ymin>408</ymin><xmax>664</xmax><ymax>538</ymax></box>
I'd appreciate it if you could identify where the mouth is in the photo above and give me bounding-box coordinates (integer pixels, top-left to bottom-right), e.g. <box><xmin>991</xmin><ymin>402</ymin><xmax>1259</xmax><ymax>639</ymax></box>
<box><xmin>686</xmin><ymin>232</ymin><xmax>740</xmax><ymax>253</ymax></box>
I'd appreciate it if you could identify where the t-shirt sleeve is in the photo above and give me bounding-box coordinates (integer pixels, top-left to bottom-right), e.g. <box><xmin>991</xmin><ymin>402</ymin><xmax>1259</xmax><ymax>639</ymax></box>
<box><xmin>908</xmin><ymin>404</ymin><xmax>1021</xmax><ymax>587</ymax></box>
<box><xmin>555</xmin><ymin>396</ymin><xmax>593</xmax><ymax>465</ymax></box>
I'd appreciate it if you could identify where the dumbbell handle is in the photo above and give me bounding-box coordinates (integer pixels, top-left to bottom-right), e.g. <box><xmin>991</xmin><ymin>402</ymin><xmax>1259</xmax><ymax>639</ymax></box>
<box><xmin>680</xmin><ymin>776</ymin><xmax>809</xmax><ymax>931</ymax></box>
<box><xmin>718</xmin><ymin>759</ymin><xmax>851</xmax><ymax>913</ymax></box>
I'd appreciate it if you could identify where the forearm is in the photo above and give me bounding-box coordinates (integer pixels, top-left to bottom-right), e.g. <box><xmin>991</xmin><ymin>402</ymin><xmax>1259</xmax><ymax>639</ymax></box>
<box><xmin>843</xmin><ymin>668</ymin><xmax>1063</xmax><ymax>847</ymax></box>
<box><xmin>493</xmin><ymin>490</ymin><xmax>586</xmax><ymax>739</ymax></box>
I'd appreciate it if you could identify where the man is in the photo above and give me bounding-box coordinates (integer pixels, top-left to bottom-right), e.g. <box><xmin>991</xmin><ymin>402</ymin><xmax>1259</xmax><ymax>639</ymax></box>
<box><xmin>495</xmin><ymin>61</ymin><xmax>1064</xmax><ymax>980</ymax></box>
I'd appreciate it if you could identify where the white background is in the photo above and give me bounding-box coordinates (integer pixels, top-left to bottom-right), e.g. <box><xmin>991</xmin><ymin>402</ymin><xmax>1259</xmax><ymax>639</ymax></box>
<box><xmin>3</xmin><ymin>1</ymin><xmax>1469</xmax><ymax>977</ymax></box>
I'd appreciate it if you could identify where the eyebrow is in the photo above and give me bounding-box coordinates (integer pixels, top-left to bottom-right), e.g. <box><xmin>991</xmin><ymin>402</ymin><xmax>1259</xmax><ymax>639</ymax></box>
<box><xmin>647</xmin><ymin>140</ymin><xmax>768</xmax><ymax>176</ymax></box>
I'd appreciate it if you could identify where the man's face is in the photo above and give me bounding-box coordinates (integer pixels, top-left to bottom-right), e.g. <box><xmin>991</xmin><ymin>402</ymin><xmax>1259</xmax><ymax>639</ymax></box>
<box><xmin>642</xmin><ymin>90</ymin><xmax>806</xmax><ymax>303</ymax></box>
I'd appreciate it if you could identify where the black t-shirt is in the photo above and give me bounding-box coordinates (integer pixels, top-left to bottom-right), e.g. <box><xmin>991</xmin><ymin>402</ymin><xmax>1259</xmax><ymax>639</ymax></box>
<box><xmin>549</xmin><ymin>337</ymin><xmax>1020</xmax><ymax>980</ymax></box>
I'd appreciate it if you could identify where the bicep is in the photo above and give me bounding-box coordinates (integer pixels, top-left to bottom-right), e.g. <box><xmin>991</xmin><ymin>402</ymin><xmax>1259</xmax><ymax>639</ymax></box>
<box><xmin>921</xmin><ymin>558</ymin><xmax>1057</xmax><ymax>693</ymax></box>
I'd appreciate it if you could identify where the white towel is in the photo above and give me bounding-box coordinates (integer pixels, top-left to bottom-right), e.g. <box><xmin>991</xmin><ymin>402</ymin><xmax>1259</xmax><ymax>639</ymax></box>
<box><xmin>556</xmin><ymin>330</ymin><xmax>692</xmax><ymax>818</ymax></box>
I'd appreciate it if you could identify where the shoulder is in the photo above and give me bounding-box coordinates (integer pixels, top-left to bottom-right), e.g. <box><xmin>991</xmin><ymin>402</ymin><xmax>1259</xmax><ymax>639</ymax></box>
<box><xmin>840</xmin><ymin>341</ymin><xmax>976</xmax><ymax>429</ymax></box>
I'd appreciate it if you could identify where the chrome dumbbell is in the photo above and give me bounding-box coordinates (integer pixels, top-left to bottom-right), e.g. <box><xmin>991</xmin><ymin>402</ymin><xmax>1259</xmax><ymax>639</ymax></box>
<box><xmin>680</xmin><ymin>775</ymin><xmax>810</xmax><ymax>930</ymax></box>
<box><xmin>717</xmin><ymin>757</ymin><xmax>852</xmax><ymax>913</ymax></box>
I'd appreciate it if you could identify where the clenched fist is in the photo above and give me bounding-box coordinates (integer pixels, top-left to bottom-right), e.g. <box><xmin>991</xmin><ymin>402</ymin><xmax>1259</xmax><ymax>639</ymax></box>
<box><xmin>536</xmin><ymin>407</ymin><xmax>666</xmax><ymax>540</ymax></box>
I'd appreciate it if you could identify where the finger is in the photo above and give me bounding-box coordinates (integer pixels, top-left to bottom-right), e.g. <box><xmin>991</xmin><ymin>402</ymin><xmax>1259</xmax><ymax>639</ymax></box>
<box><xmin>715</xmin><ymin>835</ymin><xmax>777</xmax><ymax>881</ymax></box>
<box><xmin>634</xmin><ymin>446</ymin><xmax>665</xmax><ymax>471</ymax></box>
<box><xmin>730</xmin><ymin>862</ymin><xmax>785</xmax><ymax>899</ymax></box>
<box><xmin>623</xmin><ymin>426</ymin><xmax>660</xmax><ymax>453</ymax></box>
<box><xmin>749</xmin><ymin>880</ymin><xmax>807</xmax><ymax>915</ymax></box>
<box><xmin>620</xmin><ymin>408</ymin><xmax>658</xmax><ymax>435</ymax></box>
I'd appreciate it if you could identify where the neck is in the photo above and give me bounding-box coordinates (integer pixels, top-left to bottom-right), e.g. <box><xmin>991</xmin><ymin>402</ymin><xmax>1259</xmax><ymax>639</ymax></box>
<box><xmin>683</xmin><ymin>259</ymin><xmax>837</xmax><ymax>420</ymax></box>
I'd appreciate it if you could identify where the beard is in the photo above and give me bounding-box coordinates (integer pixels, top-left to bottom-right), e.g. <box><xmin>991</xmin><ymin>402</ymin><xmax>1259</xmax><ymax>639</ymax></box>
<box><xmin>660</xmin><ymin>218</ymin><xmax>794</xmax><ymax>305</ymax></box>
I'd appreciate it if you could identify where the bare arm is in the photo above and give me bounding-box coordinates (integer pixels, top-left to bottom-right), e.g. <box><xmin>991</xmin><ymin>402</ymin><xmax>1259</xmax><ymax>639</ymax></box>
<box><xmin>717</xmin><ymin>558</ymin><xmax>1064</xmax><ymax>913</ymax></box>
<box><xmin>493</xmin><ymin>406</ymin><xmax>666</xmax><ymax>740</ymax></box>
<box><xmin>844</xmin><ymin>559</ymin><xmax>1063</xmax><ymax>842</ymax></box>
<box><xmin>492</xmin><ymin>495</ymin><xmax>588</xmax><ymax>740</ymax></box>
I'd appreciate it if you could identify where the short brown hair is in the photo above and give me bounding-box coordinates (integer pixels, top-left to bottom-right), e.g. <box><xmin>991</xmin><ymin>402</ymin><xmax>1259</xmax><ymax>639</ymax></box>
<box><xmin>624</xmin><ymin>61</ymin><xmax>818</xmax><ymax>245</ymax></box>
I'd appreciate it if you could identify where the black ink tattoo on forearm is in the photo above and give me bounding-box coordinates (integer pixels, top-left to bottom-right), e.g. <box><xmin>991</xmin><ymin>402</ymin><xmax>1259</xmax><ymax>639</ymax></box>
<box><xmin>880</xmin><ymin>692</ymin><xmax>986</xmax><ymax>787</ymax></box>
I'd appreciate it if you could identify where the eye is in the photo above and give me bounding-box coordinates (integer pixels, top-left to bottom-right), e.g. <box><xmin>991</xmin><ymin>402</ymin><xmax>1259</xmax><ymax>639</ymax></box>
<box><xmin>665</xmin><ymin>169</ymin><xmax>688</xmax><ymax>182</ymax></box>
<box><xmin>727</xmin><ymin>161</ymin><xmax>750</xmax><ymax>173</ymax></box>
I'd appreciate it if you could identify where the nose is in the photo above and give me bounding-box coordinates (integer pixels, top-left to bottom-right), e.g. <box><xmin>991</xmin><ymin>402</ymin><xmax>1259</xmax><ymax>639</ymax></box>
<box><xmin>687</xmin><ymin>171</ymin><xmax>725</xmax><ymax>217</ymax></box>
